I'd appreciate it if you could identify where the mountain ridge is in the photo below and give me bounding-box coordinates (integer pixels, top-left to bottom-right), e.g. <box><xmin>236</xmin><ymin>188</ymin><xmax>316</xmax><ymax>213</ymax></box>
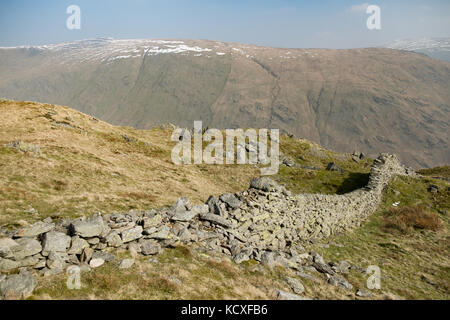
<box><xmin>0</xmin><ymin>38</ymin><xmax>449</xmax><ymax>168</ymax></box>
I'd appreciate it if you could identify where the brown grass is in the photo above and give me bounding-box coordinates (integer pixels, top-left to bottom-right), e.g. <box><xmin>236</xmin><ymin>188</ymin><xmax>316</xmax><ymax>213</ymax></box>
<box><xmin>0</xmin><ymin>100</ymin><xmax>262</xmax><ymax>226</ymax></box>
<box><xmin>383</xmin><ymin>205</ymin><xmax>442</xmax><ymax>234</ymax></box>
<box><xmin>417</xmin><ymin>166</ymin><xmax>450</xmax><ymax>179</ymax></box>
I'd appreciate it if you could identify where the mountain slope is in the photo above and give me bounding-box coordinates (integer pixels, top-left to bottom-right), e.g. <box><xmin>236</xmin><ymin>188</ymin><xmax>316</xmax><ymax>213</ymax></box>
<box><xmin>0</xmin><ymin>100</ymin><xmax>449</xmax><ymax>301</ymax></box>
<box><xmin>0</xmin><ymin>99</ymin><xmax>374</xmax><ymax>226</ymax></box>
<box><xmin>385</xmin><ymin>38</ymin><xmax>450</xmax><ymax>62</ymax></box>
<box><xmin>0</xmin><ymin>38</ymin><xmax>449</xmax><ymax>168</ymax></box>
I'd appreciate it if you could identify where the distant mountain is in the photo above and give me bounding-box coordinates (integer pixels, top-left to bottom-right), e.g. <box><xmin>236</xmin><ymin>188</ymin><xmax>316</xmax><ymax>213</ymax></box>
<box><xmin>385</xmin><ymin>38</ymin><xmax>450</xmax><ymax>62</ymax></box>
<box><xmin>0</xmin><ymin>38</ymin><xmax>449</xmax><ymax>168</ymax></box>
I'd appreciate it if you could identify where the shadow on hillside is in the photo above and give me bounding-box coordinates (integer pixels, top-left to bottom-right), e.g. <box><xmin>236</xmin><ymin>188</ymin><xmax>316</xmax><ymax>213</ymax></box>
<box><xmin>336</xmin><ymin>172</ymin><xmax>370</xmax><ymax>195</ymax></box>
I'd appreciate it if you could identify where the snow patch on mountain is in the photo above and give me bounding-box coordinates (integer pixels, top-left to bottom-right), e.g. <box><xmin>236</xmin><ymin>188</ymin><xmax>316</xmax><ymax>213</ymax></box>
<box><xmin>385</xmin><ymin>38</ymin><xmax>450</xmax><ymax>52</ymax></box>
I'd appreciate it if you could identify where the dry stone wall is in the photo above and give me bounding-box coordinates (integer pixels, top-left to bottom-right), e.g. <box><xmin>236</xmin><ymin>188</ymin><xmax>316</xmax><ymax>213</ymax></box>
<box><xmin>0</xmin><ymin>153</ymin><xmax>414</xmax><ymax>298</ymax></box>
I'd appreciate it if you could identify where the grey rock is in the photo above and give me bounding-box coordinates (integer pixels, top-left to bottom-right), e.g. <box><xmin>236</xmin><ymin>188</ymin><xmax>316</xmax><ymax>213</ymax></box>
<box><xmin>206</xmin><ymin>196</ymin><xmax>222</xmax><ymax>215</ymax></box>
<box><xmin>285</xmin><ymin>277</ymin><xmax>305</xmax><ymax>294</ymax></box>
<box><xmin>118</xmin><ymin>258</ymin><xmax>134</xmax><ymax>269</ymax></box>
<box><xmin>46</xmin><ymin>254</ymin><xmax>64</xmax><ymax>270</ymax></box>
<box><xmin>276</xmin><ymin>289</ymin><xmax>311</xmax><ymax>300</ymax></box>
<box><xmin>127</xmin><ymin>242</ymin><xmax>141</xmax><ymax>256</ymax></box>
<box><xmin>282</xmin><ymin>157</ymin><xmax>295</xmax><ymax>167</ymax></box>
<box><xmin>0</xmin><ymin>238</ymin><xmax>19</xmax><ymax>259</ymax></box>
<box><xmin>312</xmin><ymin>262</ymin><xmax>335</xmax><ymax>275</ymax></box>
<box><xmin>33</xmin><ymin>259</ymin><xmax>47</xmax><ymax>269</ymax></box>
<box><xmin>296</xmin><ymin>270</ymin><xmax>320</xmax><ymax>283</ymax></box>
<box><xmin>167</xmin><ymin>275</ymin><xmax>183</xmax><ymax>286</ymax></box>
<box><xmin>86</xmin><ymin>237</ymin><xmax>100</xmax><ymax>245</ymax></box>
<box><xmin>328</xmin><ymin>275</ymin><xmax>353</xmax><ymax>290</ymax></box>
<box><xmin>18</xmin><ymin>255</ymin><xmax>40</xmax><ymax>267</ymax></box>
<box><xmin>233</xmin><ymin>252</ymin><xmax>250</xmax><ymax>264</ymax></box>
<box><xmin>70</xmin><ymin>215</ymin><xmax>104</xmax><ymax>238</ymax></box>
<box><xmin>0</xmin><ymin>273</ymin><xmax>37</xmax><ymax>299</ymax></box>
<box><xmin>92</xmin><ymin>251</ymin><xmax>116</xmax><ymax>263</ymax></box>
<box><xmin>15</xmin><ymin>221</ymin><xmax>54</xmax><ymax>238</ymax></box>
<box><xmin>13</xmin><ymin>238</ymin><xmax>42</xmax><ymax>260</ymax></box>
<box><xmin>89</xmin><ymin>258</ymin><xmax>105</xmax><ymax>268</ymax></box>
<box><xmin>42</xmin><ymin>231</ymin><xmax>71</xmax><ymax>253</ymax></box>
<box><xmin>219</xmin><ymin>193</ymin><xmax>242</xmax><ymax>209</ymax></box>
<box><xmin>149</xmin><ymin>225</ymin><xmax>171</xmax><ymax>240</ymax></box>
<box><xmin>121</xmin><ymin>226</ymin><xmax>143</xmax><ymax>243</ymax></box>
<box><xmin>140</xmin><ymin>240</ymin><xmax>162</xmax><ymax>255</ymax></box>
<box><xmin>191</xmin><ymin>204</ymin><xmax>209</xmax><ymax>215</ymax></box>
<box><xmin>261</xmin><ymin>251</ymin><xmax>276</xmax><ymax>268</ymax></box>
<box><xmin>250</xmin><ymin>177</ymin><xmax>277</xmax><ymax>192</ymax></box>
<box><xmin>335</xmin><ymin>260</ymin><xmax>351</xmax><ymax>274</ymax></box>
<box><xmin>311</xmin><ymin>252</ymin><xmax>325</xmax><ymax>265</ymax></box>
<box><xmin>141</xmin><ymin>215</ymin><xmax>162</xmax><ymax>228</ymax></box>
<box><xmin>356</xmin><ymin>288</ymin><xmax>373</xmax><ymax>297</ymax></box>
<box><xmin>80</xmin><ymin>247</ymin><xmax>94</xmax><ymax>263</ymax></box>
<box><xmin>67</xmin><ymin>236</ymin><xmax>89</xmax><ymax>255</ymax></box>
<box><xmin>79</xmin><ymin>263</ymin><xmax>92</xmax><ymax>273</ymax></box>
<box><xmin>105</xmin><ymin>231</ymin><xmax>123</xmax><ymax>247</ymax></box>
<box><xmin>200</xmin><ymin>213</ymin><xmax>231</xmax><ymax>228</ymax></box>
<box><xmin>178</xmin><ymin>228</ymin><xmax>192</xmax><ymax>242</ymax></box>
<box><xmin>170</xmin><ymin>197</ymin><xmax>190</xmax><ymax>215</ymax></box>
<box><xmin>326</xmin><ymin>162</ymin><xmax>344</xmax><ymax>173</ymax></box>
<box><xmin>170</xmin><ymin>210</ymin><xmax>198</xmax><ymax>222</ymax></box>
<box><xmin>0</xmin><ymin>258</ymin><xmax>20</xmax><ymax>272</ymax></box>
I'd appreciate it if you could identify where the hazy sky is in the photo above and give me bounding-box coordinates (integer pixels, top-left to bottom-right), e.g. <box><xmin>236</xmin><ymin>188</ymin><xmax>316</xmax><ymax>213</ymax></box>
<box><xmin>0</xmin><ymin>0</ymin><xmax>449</xmax><ymax>48</ymax></box>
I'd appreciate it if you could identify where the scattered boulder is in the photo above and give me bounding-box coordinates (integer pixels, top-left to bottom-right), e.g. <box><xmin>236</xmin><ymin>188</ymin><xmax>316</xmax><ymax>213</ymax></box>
<box><xmin>118</xmin><ymin>258</ymin><xmax>134</xmax><ymax>269</ymax></box>
<box><xmin>0</xmin><ymin>272</ymin><xmax>37</xmax><ymax>299</ymax></box>
<box><xmin>326</xmin><ymin>162</ymin><xmax>344</xmax><ymax>173</ymax></box>
<box><xmin>275</xmin><ymin>289</ymin><xmax>311</xmax><ymax>300</ymax></box>
<box><xmin>233</xmin><ymin>252</ymin><xmax>250</xmax><ymax>264</ymax></box>
<box><xmin>328</xmin><ymin>275</ymin><xmax>353</xmax><ymax>290</ymax></box>
<box><xmin>282</xmin><ymin>157</ymin><xmax>296</xmax><ymax>167</ymax></box>
<box><xmin>140</xmin><ymin>240</ymin><xmax>162</xmax><ymax>255</ymax></box>
<box><xmin>285</xmin><ymin>277</ymin><xmax>305</xmax><ymax>294</ymax></box>
<box><xmin>356</xmin><ymin>288</ymin><xmax>373</xmax><ymax>297</ymax></box>
<box><xmin>92</xmin><ymin>251</ymin><xmax>116</xmax><ymax>263</ymax></box>
<box><xmin>89</xmin><ymin>258</ymin><xmax>105</xmax><ymax>268</ymax></box>
<box><xmin>261</xmin><ymin>251</ymin><xmax>276</xmax><ymax>268</ymax></box>
<box><xmin>250</xmin><ymin>177</ymin><xmax>277</xmax><ymax>192</ymax></box>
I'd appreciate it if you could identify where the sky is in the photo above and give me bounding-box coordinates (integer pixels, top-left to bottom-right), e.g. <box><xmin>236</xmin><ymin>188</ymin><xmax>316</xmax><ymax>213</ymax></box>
<box><xmin>0</xmin><ymin>0</ymin><xmax>449</xmax><ymax>48</ymax></box>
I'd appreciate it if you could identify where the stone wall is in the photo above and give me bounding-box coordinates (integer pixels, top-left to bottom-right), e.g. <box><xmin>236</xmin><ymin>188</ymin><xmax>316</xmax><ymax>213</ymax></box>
<box><xmin>0</xmin><ymin>153</ymin><xmax>414</xmax><ymax>298</ymax></box>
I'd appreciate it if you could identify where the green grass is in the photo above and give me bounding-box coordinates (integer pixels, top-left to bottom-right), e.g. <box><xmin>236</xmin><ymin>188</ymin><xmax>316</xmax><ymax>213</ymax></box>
<box><xmin>417</xmin><ymin>166</ymin><xmax>450</xmax><ymax>179</ymax></box>
<box><xmin>307</xmin><ymin>175</ymin><xmax>450</xmax><ymax>300</ymax></box>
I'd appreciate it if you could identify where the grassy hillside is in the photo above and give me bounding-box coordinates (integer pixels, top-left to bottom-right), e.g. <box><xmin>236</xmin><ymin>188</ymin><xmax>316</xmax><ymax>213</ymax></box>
<box><xmin>0</xmin><ymin>99</ymin><xmax>370</xmax><ymax>227</ymax></box>
<box><xmin>0</xmin><ymin>100</ymin><xmax>448</xmax><ymax>300</ymax></box>
<box><xmin>32</xmin><ymin>174</ymin><xmax>450</xmax><ymax>300</ymax></box>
